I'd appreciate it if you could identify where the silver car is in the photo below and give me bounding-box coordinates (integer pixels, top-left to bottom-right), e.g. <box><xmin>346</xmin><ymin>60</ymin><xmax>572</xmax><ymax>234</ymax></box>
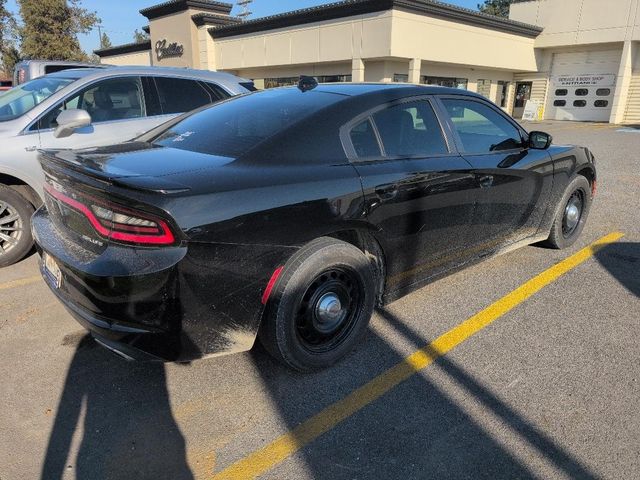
<box><xmin>0</xmin><ymin>66</ymin><xmax>253</xmax><ymax>267</ymax></box>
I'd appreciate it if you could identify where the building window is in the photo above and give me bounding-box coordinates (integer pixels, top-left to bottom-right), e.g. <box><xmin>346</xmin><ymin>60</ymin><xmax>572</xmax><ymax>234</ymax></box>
<box><xmin>316</xmin><ymin>74</ymin><xmax>352</xmax><ymax>83</ymax></box>
<box><xmin>421</xmin><ymin>76</ymin><xmax>468</xmax><ymax>90</ymax></box>
<box><xmin>262</xmin><ymin>75</ymin><xmax>351</xmax><ymax>89</ymax></box>
<box><xmin>555</xmin><ymin>89</ymin><xmax>568</xmax><ymax>96</ymax></box>
<box><xmin>476</xmin><ymin>79</ymin><xmax>491</xmax><ymax>99</ymax></box>
<box><xmin>596</xmin><ymin>88</ymin><xmax>611</xmax><ymax>96</ymax></box>
<box><xmin>594</xmin><ymin>100</ymin><xmax>609</xmax><ymax>107</ymax></box>
<box><xmin>498</xmin><ymin>81</ymin><xmax>509</xmax><ymax>107</ymax></box>
<box><xmin>263</xmin><ymin>77</ymin><xmax>298</xmax><ymax>89</ymax></box>
<box><xmin>573</xmin><ymin>100</ymin><xmax>587</xmax><ymax>107</ymax></box>
<box><xmin>393</xmin><ymin>74</ymin><xmax>409</xmax><ymax>83</ymax></box>
<box><xmin>553</xmin><ymin>100</ymin><xmax>566</xmax><ymax>107</ymax></box>
<box><xmin>575</xmin><ymin>89</ymin><xmax>589</xmax><ymax>96</ymax></box>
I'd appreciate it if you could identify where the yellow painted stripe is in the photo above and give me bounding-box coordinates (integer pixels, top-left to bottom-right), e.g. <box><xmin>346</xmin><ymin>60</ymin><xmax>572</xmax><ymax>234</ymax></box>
<box><xmin>0</xmin><ymin>275</ymin><xmax>42</xmax><ymax>291</ymax></box>
<box><xmin>213</xmin><ymin>232</ymin><xmax>624</xmax><ymax>480</ymax></box>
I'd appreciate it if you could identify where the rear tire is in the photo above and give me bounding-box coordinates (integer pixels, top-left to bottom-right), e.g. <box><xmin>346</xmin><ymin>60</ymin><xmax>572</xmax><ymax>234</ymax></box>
<box><xmin>259</xmin><ymin>237</ymin><xmax>376</xmax><ymax>372</ymax></box>
<box><xmin>0</xmin><ymin>186</ymin><xmax>34</xmax><ymax>268</ymax></box>
<box><xmin>543</xmin><ymin>176</ymin><xmax>591</xmax><ymax>250</ymax></box>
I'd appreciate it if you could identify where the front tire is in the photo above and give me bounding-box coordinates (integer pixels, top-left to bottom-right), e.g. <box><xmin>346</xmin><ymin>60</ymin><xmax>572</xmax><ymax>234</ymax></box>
<box><xmin>0</xmin><ymin>186</ymin><xmax>35</xmax><ymax>268</ymax></box>
<box><xmin>544</xmin><ymin>176</ymin><xmax>592</xmax><ymax>250</ymax></box>
<box><xmin>259</xmin><ymin>237</ymin><xmax>376</xmax><ymax>372</ymax></box>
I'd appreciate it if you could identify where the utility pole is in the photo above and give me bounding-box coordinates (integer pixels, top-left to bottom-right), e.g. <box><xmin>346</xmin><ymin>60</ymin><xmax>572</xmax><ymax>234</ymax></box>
<box><xmin>237</xmin><ymin>0</ymin><xmax>253</xmax><ymax>20</ymax></box>
<box><xmin>97</xmin><ymin>24</ymin><xmax>102</xmax><ymax>49</ymax></box>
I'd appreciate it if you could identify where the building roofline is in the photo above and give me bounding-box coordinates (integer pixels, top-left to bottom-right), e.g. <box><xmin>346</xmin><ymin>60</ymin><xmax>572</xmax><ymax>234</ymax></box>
<box><xmin>94</xmin><ymin>40</ymin><xmax>152</xmax><ymax>57</ymax></box>
<box><xmin>210</xmin><ymin>0</ymin><xmax>543</xmax><ymax>39</ymax></box>
<box><xmin>191</xmin><ymin>12</ymin><xmax>242</xmax><ymax>27</ymax></box>
<box><xmin>140</xmin><ymin>0</ymin><xmax>233</xmax><ymax>20</ymax></box>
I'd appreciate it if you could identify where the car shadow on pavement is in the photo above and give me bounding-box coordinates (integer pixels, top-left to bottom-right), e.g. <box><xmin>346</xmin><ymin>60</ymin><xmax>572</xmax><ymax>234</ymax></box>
<box><xmin>594</xmin><ymin>242</ymin><xmax>639</xmax><ymax>298</ymax></box>
<box><xmin>41</xmin><ymin>335</ymin><xmax>193</xmax><ymax>480</ymax></box>
<box><xmin>247</xmin><ymin>307</ymin><xmax>601</xmax><ymax>479</ymax></box>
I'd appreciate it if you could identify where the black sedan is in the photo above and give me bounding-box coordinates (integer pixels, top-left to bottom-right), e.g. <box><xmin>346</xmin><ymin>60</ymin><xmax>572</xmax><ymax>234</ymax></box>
<box><xmin>32</xmin><ymin>83</ymin><xmax>596</xmax><ymax>371</ymax></box>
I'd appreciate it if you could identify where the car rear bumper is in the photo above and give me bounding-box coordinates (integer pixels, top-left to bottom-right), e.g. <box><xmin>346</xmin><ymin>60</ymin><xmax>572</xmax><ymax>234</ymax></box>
<box><xmin>32</xmin><ymin>206</ymin><xmax>285</xmax><ymax>362</ymax></box>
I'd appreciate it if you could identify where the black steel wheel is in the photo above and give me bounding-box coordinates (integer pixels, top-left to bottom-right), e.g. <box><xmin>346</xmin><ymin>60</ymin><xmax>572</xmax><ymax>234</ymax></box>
<box><xmin>259</xmin><ymin>237</ymin><xmax>376</xmax><ymax>372</ymax></box>
<box><xmin>0</xmin><ymin>186</ymin><xmax>34</xmax><ymax>268</ymax></box>
<box><xmin>544</xmin><ymin>175</ymin><xmax>592</xmax><ymax>250</ymax></box>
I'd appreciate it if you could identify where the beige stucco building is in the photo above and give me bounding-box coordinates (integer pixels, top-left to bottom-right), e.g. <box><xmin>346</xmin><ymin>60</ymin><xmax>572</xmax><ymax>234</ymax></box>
<box><xmin>95</xmin><ymin>0</ymin><xmax>640</xmax><ymax>124</ymax></box>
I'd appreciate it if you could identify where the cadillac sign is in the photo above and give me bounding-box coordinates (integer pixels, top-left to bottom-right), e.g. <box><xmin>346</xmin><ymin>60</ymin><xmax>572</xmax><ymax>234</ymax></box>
<box><xmin>155</xmin><ymin>39</ymin><xmax>184</xmax><ymax>61</ymax></box>
<box><xmin>552</xmin><ymin>74</ymin><xmax>616</xmax><ymax>87</ymax></box>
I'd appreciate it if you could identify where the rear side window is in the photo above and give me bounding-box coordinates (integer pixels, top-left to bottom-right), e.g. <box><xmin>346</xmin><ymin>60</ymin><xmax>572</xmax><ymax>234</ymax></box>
<box><xmin>372</xmin><ymin>100</ymin><xmax>448</xmax><ymax>157</ymax></box>
<box><xmin>349</xmin><ymin>119</ymin><xmax>381</xmax><ymax>158</ymax></box>
<box><xmin>154</xmin><ymin>77</ymin><xmax>217</xmax><ymax>115</ymax></box>
<box><xmin>152</xmin><ymin>89</ymin><xmax>341</xmax><ymax>158</ymax></box>
<box><xmin>442</xmin><ymin>98</ymin><xmax>522</xmax><ymax>153</ymax></box>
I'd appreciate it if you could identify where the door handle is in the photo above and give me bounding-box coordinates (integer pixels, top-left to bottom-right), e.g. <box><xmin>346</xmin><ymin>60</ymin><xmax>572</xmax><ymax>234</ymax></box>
<box><xmin>478</xmin><ymin>175</ymin><xmax>494</xmax><ymax>188</ymax></box>
<box><xmin>375</xmin><ymin>185</ymin><xmax>398</xmax><ymax>201</ymax></box>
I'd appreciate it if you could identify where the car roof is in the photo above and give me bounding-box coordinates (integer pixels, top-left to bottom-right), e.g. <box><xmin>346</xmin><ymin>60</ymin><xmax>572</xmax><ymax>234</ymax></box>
<box><xmin>46</xmin><ymin>66</ymin><xmax>249</xmax><ymax>83</ymax></box>
<box><xmin>311</xmin><ymin>82</ymin><xmax>480</xmax><ymax>98</ymax></box>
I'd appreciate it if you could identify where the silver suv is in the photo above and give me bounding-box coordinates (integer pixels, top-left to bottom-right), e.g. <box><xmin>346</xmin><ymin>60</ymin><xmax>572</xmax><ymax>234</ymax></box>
<box><xmin>0</xmin><ymin>66</ymin><xmax>253</xmax><ymax>266</ymax></box>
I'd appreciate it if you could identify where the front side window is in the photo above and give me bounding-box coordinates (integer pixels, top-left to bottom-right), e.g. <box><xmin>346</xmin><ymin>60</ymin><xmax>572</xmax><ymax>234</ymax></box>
<box><xmin>36</xmin><ymin>77</ymin><xmax>144</xmax><ymax>130</ymax></box>
<box><xmin>371</xmin><ymin>100</ymin><xmax>448</xmax><ymax>157</ymax></box>
<box><xmin>154</xmin><ymin>77</ymin><xmax>219</xmax><ymax>115</ymax></box>
<box><xmin>0</xmin><ymin>76</ymin><xmax>74</xmax><ymax>122</ymax></box>
<box><xmin>442</xmin><ymin>98</ymin><xmax>522</xmax><ymax>153</ymax></box>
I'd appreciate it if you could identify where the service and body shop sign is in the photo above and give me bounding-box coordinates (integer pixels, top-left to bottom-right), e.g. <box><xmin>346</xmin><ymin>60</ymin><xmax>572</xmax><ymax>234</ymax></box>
<box><xmin>552</xmin><ymin>74</ymin><xmax>616</xmax><ymax>87</ymax></box>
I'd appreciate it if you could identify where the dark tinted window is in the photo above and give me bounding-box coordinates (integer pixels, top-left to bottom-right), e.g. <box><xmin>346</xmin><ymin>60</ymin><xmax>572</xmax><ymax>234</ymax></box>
<box><xmin>442</xmin><ymin>98</ymin><xmax>522</xmax><ymax>153</ymax></box>
<box><xmin>596</xmin><ymin>88</ymin><xmax>611</xmax><ymax>96</ymax></box>
<box><xmin>152</xmin><ymin>89</ymin><xmax>341</xmax><ymax>157</ymax></box>
<box><xmin>575</xmin><ymin>89</ymin><xmax>589</xmax><ymax>96</ymax></box>
<box><xmin>555</xmin><ymin>89</ymin><xmax>568</xmax><ymax>96</ymax></box>
<box><xmin>594</xmin><ymin>100</ymin><xmax>609</xmax><ymax>107</ymax></box>
<box><xmin>154</xmin><ymin>77</ymin><xmax>217</xmax><ymax>115</ymax></box>
<box><xmin>350</xmin><ymin>119</ymin><xmax>380</xmax><ymax>157</ymax></box>
<box><xmin>573</xmin><ymin>100</ymin><xmax>587</xmax><ymax>107</ymax></box>
<box><xmin>36</xmin><ymin>77</ymin><xmax>144</xmax><ymax>130</ymax></box>
<box><xmin>372</xmin><ymin>101</ymin><xmax>447</xmax><ymax>157</ymax></box>
<box><xmin>553</xmin><ymin>100</ymin><xmax>566</xmax><ymax>107</ymax></box>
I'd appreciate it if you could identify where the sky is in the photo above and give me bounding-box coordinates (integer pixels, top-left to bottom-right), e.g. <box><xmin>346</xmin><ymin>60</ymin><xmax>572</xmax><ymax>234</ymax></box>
<box><xmin>5</xmin><ymin>0</ymin><xmax>481</xmax><ymax>54</ymax></box>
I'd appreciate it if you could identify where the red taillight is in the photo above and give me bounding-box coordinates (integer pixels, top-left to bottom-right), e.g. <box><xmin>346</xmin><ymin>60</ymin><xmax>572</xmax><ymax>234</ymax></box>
<box><xmin>44</xmin><ymin>183</ymin><xmax>176</xmax><ymax>246</ymax></box>
<box><xmin>591</xmin><ymin>179</ymin><xmax>597</xmax><ymax>198</ymax></box>
<box><xmin>18</xmin><ymin>68</ymin><xmax>25</xmax><ymax>84</ymax></box>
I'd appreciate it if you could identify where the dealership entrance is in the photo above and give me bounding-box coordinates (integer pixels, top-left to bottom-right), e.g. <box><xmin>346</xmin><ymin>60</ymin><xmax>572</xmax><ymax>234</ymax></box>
<box><xmin>545</xmin><ymin>51</ymin><xmax>620</xmax><ymax>122</ymax></box>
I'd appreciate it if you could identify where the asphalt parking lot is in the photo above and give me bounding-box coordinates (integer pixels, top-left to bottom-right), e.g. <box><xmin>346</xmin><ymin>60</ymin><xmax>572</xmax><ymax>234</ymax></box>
<box><xmin>1</xmin><ymin>121</ymin><xmax>639</xmax><ymax>480</ymax></box>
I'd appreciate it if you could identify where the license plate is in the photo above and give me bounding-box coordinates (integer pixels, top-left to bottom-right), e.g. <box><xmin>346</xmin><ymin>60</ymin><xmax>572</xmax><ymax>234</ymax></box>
<box><xmin>42</xmin><ymin>252</ymin><xmax>62</xmax><ymax>289</ymax></box>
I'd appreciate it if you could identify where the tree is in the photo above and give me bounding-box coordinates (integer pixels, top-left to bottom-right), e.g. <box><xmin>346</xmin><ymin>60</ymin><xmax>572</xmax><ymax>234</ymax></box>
<box><xmin>0</xmin><ymin>0</ymin><xmax>20</xmax><ymax>75</ymax></box>
<box><xmin>18</xmin><ymin>0</ymin><xmax>100</xmax><ymax>61</ymax></box>
<box><xmin>477</xmin><ymin>0</ymin><xmax>514</xmax><ymax>18</ymax></box>
<box><xmin>133</xmin><ymin>29</ymin><xmax>149</xmax><ymax>44</ymax></box>
<box><xmin>100</xmin><ymin>31</ymin><xmax>112</xmax><ymax>49</ymax></box>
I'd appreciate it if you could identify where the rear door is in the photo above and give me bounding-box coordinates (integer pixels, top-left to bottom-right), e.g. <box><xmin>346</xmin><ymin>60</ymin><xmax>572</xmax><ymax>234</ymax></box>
<box><xmin>344</xmin><ymin>97</ymin><xmax>477</xmax><ymax>294</ymax></box>
<box><xmin>437</xmin><ymin>95</ymin><xmax>554</xmax><ymax>252</ymax></box>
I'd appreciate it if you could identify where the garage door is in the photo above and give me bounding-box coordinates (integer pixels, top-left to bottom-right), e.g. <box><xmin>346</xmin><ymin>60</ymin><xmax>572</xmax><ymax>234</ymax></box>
<box><xmin>546</xmin><ymin>50</ymin><xmax>621</xmax><ymax>122</ymax></box>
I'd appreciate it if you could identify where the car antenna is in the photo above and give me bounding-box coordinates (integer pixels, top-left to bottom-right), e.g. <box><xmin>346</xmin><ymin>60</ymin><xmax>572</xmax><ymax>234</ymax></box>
<box><xmin>298</xmin><ymin>75</ymin><xmax>318</xmax><ymax>92</ymax></box>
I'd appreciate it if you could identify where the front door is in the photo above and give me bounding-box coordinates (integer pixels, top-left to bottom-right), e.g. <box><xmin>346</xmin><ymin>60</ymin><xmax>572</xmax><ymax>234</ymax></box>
<box><xmin>34</xmin><ymin>76</ymin><xmax>162</xmax><ymax>151</ymax></box>
<box><xmin>512</xmin><ymin>82</ymin><xmax>532</xmax><ymax>119</ymax></box>
<box><xmin>345</xmin><ymin>97</ymin><xmax>477</xmax><ymax>294</ymax></box>
<box><xmin>438</xmin><ymin>96</ymin><xmax>554</xmax><ymax>253</ymax></box>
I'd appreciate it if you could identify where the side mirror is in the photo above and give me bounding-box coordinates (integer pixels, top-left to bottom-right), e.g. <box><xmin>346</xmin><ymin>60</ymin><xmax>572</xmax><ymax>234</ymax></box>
<box><xmin>528</xmin><ymin>131</ymin><xmax>552</xmax><ymax>150</ymax></box>
<box><xmin>53</xmin><ymin>109</ymin><xmax>92</xmax><ymax>139</ymax></box>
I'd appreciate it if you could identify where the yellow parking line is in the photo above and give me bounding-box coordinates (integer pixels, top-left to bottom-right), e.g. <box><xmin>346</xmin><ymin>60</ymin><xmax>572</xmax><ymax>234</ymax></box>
<box><xmin>0</xmin><ymin>275</ymin><xmax>42</xmax><ymax>291</ymax></box>
<box><xmin>211</xmin><ymin>231</ymin><xmax>624</xmax><ymax>480</ymax></box>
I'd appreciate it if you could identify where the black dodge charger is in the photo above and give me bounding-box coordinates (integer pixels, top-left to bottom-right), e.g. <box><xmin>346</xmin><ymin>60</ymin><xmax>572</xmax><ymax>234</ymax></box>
<box><xmin>33</xmin><ymin>83</ymin><xmax>596</xmax><ymax>371</ymax></box>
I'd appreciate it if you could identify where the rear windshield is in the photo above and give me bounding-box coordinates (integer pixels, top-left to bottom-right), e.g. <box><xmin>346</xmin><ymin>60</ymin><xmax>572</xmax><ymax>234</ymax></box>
<box><xmin>152</xmin><ymin>88</ymin><xmax>342</xmax><ymax>157</ymax></box>
<box><xmin>0</xmin><ymin>76</ymin><xmax>74</xmax><ymax>121</ymax></box>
